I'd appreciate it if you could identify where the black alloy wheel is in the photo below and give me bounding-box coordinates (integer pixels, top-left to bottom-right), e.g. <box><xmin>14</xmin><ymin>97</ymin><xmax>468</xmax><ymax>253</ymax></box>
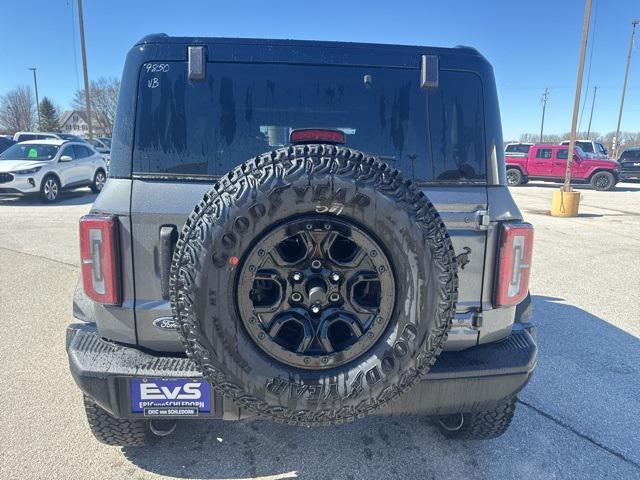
<box><xmin>236</xmin><ymin>216</ymin><xmax>394</xmax><ymax>370</ymax></box>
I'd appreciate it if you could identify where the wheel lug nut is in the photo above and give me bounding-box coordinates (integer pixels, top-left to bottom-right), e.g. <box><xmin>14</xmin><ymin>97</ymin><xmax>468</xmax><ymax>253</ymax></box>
<box><xmin>329</xmin><ymin>293</ymin><xmax>341</xmax><ymax>303</ymax></box>
<box><xmin>330</xmin><ymin>272</ymin><xmax>340</xmax><ymax>282</ymax></box>
<box><xmin>311</xmin><ymin>260</ymin><xmax>322</xmax><ymax>271</ymax></box>
<box><xmin>291</xmin><ymin>292</ymin><xmax>302</xmax><ymax>303</ymax></box>
<box><xmin>311</xmin><ymin>304</ymin><xmax>321</xmax><ymax>314</ymax></box>
<box><xmin>292</xmin><ymin>272</ymin><xmax>303</xmax><ymax>282</ymax></box>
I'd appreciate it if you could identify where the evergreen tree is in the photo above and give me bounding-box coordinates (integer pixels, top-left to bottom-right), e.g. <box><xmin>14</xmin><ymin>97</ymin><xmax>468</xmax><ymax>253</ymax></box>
<box><xmin>39</xmin><ymin>97</ymin><xmax>60</xmax><ymax>132</ymax></box>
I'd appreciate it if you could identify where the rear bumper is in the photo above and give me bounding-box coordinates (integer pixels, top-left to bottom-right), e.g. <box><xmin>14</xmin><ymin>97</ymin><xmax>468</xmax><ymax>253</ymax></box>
<box><xmin>66</xmin><ymin>322</ymin><xmax>537</xmax><ymax>420</ymax></box>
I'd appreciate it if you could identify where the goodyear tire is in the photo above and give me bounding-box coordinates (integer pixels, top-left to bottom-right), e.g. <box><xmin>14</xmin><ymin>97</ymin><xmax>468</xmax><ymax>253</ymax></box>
<box><xmin>170</xmin><ymin>145</ymin><xmax>458</xmax><ymax>426</ymax></box>
<box><xmin>83</xmin><ymin>395</ymin><xmax>150</xmax><ymax>446</ymax></box>
<box><xmin>433</xmin><ymin>396</ymin><xmax>517</xmax><ymax>440</ymax></box>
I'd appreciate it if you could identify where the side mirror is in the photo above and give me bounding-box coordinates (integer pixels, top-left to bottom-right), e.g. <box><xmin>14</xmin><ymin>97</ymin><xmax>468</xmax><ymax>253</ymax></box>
<box><xmin>573</xmin><ymin>154</ymin><xmax>580</xmax><ymax>162</ymax></box>
<box><xmin>59</xmin><ymin>155</ymin><xmax>73</xmax><ymax>162</ymax></box>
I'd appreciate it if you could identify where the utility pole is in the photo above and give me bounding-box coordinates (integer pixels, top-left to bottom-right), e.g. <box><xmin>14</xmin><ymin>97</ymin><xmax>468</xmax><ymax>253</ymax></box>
<box><xmin>586</xmin><ymin>85</ymin><xmax>598</xmax><ymax>138</ymax></box>
<box><xmin>563</xmin><ymin>0</ymin><xmax>592</xmax><ymax>191</ymax></box>
<box><xmin>539</xmin><ymin>87</ymin><xmax>549</xmax><ymax>143</ymax></box>
<box><xmin>77</xmin><ymin>0</ymin><xmax>94</xmax><ymax>139</ymax></box>
<box><xmin>29</xmin><ymin>67</ymin><xmax>41</xmax><ymax>131</ymax></box>
<box><xmin>613</xmin><ymin>20</ymin><xmax>638</xmax><ymax>159</ymax></box>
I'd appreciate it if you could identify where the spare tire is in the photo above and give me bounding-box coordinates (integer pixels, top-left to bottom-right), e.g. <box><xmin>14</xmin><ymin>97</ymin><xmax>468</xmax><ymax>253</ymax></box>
<box><xmin>170</xmin><ymin>145</ymin><xmax>458</xmax><ymax>426</ymax></box>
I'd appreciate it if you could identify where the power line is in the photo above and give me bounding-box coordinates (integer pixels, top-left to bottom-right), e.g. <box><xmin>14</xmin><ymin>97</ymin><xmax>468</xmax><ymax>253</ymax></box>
<box><xmin>68</xmin><ymin>0</ymin><xmax>81</xmax><ymax>90</ymax></box>
<box><xmin>586</xmin><ymin>86</ymin><xmax>598</xmax><ymax>137</ymax></box>
<box><xmin>578</xmin><ymin>0</ymin><xmax>598</xmax><ymax>131</ymax></box>
<box><xmin>613</xmin><ymin>20</ymin><xmax>639</xmax><ymax>159</ymax></box>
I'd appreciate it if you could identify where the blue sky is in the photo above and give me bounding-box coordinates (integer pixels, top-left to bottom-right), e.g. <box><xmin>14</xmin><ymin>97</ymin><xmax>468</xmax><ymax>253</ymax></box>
<box><xmin>0</xmin><ymin>0</ymin><xmax>637</xmax><ymax>140</ymax></box>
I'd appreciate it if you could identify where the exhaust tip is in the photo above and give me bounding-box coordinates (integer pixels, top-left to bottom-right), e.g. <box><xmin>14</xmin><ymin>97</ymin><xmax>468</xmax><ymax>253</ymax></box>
<box><xmin>149</xmin><ymin>419</ymin><xmax>177</xmax><ymax>437</ymax></box>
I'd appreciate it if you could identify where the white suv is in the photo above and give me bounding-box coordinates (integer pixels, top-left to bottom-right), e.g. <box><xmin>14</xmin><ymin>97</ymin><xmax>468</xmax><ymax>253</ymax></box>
<box><xmin>0</xmin><ymin>139</ymin><xmax>107</xmax><ymax>202</ymax></box>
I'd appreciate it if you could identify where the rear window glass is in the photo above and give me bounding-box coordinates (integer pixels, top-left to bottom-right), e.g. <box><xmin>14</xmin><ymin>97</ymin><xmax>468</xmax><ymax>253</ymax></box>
<box><xmin>576</xmin><ymin>141</ymin><xmax>593</xmax><ymax>153</ymax></box>
<box><xmin>133</xmin><ymin>62</ymin><xmax>486</xmax><ymax>182</ymax></box>
<box><xmin>556</xmin><ymin>149</ymin><xmax>568</xmax><ymax>159</ymax></box>
<box><xmin>505</xmin><ymin>144</ymin><xmax>530</xmax><ymax>154</ymax></box>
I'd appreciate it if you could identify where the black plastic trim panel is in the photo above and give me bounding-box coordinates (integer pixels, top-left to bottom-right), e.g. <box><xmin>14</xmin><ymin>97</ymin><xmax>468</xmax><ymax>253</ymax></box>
<box><xmin>66</xmin><ymin>322</ymin><xmax>536</xmax><ymax>419</ymax></box>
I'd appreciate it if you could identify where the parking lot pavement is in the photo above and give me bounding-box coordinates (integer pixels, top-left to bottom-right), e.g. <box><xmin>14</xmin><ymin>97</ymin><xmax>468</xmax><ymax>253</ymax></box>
<box><xmin>1</xmin><ymin>182</ymin><xmax>639</xmax><ymax>480</ymax></box>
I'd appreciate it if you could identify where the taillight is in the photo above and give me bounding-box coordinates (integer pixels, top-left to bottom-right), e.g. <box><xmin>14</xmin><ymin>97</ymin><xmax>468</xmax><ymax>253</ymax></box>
<box><xmin>290</xmin><ymin>128</ymin><xmax>346</xmax><ymax>145</ymax></box>
<box><xmin>79</xmin><ymin>214</ymin><xmax>120</xmax><ymax>305</ymax></box>
<box><xmin>494</xmin><ymin>222</ymin><xmax>534</xmax><ymax>307</ymax></box>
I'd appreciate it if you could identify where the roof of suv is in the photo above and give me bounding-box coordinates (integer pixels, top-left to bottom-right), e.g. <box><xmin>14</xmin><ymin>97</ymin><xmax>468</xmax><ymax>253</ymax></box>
<box><xmin>16</xmin><ymin>139</ymin><xmax>67</xmax><ymax>146</ymax></box>
<box><xmin>134</xmin><ymin>33</ymin><xmax>483</xmax><ymax>55</ymax></box>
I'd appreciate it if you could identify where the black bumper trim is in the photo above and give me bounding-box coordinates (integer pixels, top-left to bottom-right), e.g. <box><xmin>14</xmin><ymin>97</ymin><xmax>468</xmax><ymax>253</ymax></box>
<box><xmin>66</xmin><ymin>322</ymin><xmax>537</xmax><ymax>419</ymax></box>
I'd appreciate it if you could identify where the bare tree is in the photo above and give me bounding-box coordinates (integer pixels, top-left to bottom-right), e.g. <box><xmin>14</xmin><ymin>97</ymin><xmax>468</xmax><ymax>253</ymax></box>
<box><xmin>71</xmin><ymin>77</ymin><xmax>120</xmax><ymax>136</ymax></box>
<box><xmin>0</xmin><ymin>86</ymin><xmax>36</xmax><ymax>133</ymax></box>
<box><xmin>559</xmin><ymin>131</ymin><xmax>601</xmax><ymax>141</ymax></box>
<box><xmin>601</xmin><ymin>131</ymin><xmax>640</xmax><ymax>157</ymax></box>
<box><xmin>519</xmin><ymin>133</ymin><xmax>561</xmax><ymax>144</ymax></box>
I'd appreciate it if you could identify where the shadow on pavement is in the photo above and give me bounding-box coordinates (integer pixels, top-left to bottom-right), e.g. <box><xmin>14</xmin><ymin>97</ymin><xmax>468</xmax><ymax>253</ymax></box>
<box><xmin>520</xmin><ymin>295</ymin><xmax>639</xmax><ymax>465</ymax></box>
<box><xmin>121</xmin><ymin>295</ymin><xmax>640</xmax><ymax>479</ymax></box>
<box><xmin>524</xmin><ymin>208</ymin><xmax>604</xmax><ymax>218</ymax></box>
<box><xmin>0</xmin><ymin>189</ymin><xmax>97</xmax><ymax>206</ymax></box>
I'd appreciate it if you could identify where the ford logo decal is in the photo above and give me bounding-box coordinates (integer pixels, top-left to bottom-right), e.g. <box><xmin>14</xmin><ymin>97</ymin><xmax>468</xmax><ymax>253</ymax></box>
<box><xmin>153</xmin><ymin>317</ymin><xmax>179</xmax><ymax>331</ymax></box>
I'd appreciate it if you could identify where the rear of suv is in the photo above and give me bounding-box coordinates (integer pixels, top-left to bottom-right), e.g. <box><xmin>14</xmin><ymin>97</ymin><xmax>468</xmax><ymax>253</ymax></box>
<box><xmin>618</xmin><ymin>147</ymin><xmax>640</xmax><ymax>182</ymax></box>
<box><xmin>66</xmin><ymin>35</ymin><xmax>536</xmax><ymax>446</ymax></box>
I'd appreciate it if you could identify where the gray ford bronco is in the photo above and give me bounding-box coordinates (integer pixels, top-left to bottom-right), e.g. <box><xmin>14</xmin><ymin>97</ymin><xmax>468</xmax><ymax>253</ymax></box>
<box><xmin>67</xmin><ymin>35</ymin><xmax>536</xmax><ymax>446</ymax></box>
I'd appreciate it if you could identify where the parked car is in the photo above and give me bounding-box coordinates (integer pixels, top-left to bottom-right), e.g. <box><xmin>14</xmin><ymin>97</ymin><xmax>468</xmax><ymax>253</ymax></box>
<box><xmin>86</xmin><ymin>137</ymin><xmax>110</xmax><ymax>154</ymax></box>
<box><xmin>504</xmin><ymin>142</ymin><xmax>533</xmax><ymax>158</ymax></box>
<box><xmin>506</xmin><ymin>144</ymin><xmax>619</xmax><ymax>190</ymax></box>
<box><xmin>0</xmin><ymin>136</ymin><xmax>15</xmax><ymax>153</ymax></box>
<box><xmin>13</xmin><ymin>131</ymin><xmax>87</xmax><ymax>143</ymax></box>
<box><xmin>559</xmin><ymin>139</ymin><xmax>608</xmax><ymax>159</ymax></box>
<box><xmin>0</xmin><ymin>139</ymin><xmax>107</xmax><ymax>202</ymax></box>
<box><xmin>67</xmin><ymin>35</ymin><xmax>537</xmax><ymax>446</ymax></box>
<box><xmin>86</xmin><ymin>137</ymin><xmax>111</xmax><ymax>166</ymax></box>
<box><xmin>618</xmin><ymin>147</ymin><xmax>640</xmax><ymax>182</ymax></box>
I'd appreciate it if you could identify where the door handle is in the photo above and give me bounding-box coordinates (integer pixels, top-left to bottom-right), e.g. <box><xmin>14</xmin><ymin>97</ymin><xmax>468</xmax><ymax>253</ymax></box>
<box><xmin>159</xmin><ymin>225</ymin><xmax>178</xmax><ymax>300</ymax></box>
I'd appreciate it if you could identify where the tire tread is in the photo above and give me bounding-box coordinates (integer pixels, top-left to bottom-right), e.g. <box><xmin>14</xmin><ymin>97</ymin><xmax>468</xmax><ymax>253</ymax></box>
<box><xmin>83</xmin><ymin>395</ymin><xmax>149</xmax><ymax>446</ymax></box>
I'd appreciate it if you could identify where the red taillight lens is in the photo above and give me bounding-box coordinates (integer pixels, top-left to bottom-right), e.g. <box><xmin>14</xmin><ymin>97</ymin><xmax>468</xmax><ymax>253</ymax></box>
<box><xmin>494</xmin><ymin>222</ymin><xmax>534</xmax><ymax>307</ymax></box>
<box><xmin>290</xmin><ymin>128</ymin><xmax>346</xmax><ymax>145</ymax></box>
<box><xmin>79</xmin><ymin>214</ymin><xmax>120</xmax><ymax>305</ymax></box>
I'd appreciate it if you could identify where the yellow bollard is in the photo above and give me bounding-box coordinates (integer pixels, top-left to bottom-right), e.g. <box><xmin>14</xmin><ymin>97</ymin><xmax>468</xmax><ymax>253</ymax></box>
<box><xmin>551</xmin><ymin>190</ymin><xmax>581</xmax><ymax>217</ymax></box>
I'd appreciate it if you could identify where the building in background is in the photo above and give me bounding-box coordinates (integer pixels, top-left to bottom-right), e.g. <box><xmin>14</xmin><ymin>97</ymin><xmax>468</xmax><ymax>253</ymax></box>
<box><xmin>60</xmin><ymin>110</ymin><xmax>96</xmax><ymax>136</ymax></box>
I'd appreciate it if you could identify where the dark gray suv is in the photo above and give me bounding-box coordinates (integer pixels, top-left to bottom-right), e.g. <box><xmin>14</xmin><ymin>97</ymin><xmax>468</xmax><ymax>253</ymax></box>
<box><xmin>66</xmin><ymin>35</ymin><xmax>536</xmax><ymax>446</ymax></box>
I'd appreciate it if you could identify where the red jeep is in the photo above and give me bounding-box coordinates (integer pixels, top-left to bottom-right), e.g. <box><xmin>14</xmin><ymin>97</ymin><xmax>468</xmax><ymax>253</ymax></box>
<box><xmin>506</xmin><ymin>144</ymin><xmax>619</xmax><ymax>190</ymax></box>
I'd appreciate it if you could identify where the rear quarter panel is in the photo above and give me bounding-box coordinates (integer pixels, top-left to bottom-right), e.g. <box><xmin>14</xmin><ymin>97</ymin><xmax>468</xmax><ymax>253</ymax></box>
<box><xmin>505</xmin><ymin>155</ymin><xmax>528</xmax><ymax>174</ymax></box>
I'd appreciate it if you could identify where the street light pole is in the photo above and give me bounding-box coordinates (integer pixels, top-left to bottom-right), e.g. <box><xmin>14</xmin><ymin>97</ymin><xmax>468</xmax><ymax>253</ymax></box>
<box><xmin>562</xmin><ymin>0</ymin><xmax>593</xmax><ymax>192</ymax></box>
<box><xmin>539</xmin><ymin>87</ymin><xmax>549</xmax><ymax>143</ymax></box>
<box><xmin>76</xmin><ymin>0</ymin><xmax>94</xmax><ymax>139</ymax></box>
<box><xmin>29</xmin><ymin>67</ymin><xmax>41</xmax><ymax>131</ymax></box>
<box><xmin>613</xmin><ymin>20</ymin><xmax>638</xmax><ymax>159</ymax></box>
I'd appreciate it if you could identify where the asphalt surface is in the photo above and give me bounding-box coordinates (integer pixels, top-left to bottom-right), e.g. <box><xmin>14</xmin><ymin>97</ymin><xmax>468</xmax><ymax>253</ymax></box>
<box><xmin>1</xmin><ymin>184</ymin><xmax>639</xmax><ymax>480</ymax></box>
